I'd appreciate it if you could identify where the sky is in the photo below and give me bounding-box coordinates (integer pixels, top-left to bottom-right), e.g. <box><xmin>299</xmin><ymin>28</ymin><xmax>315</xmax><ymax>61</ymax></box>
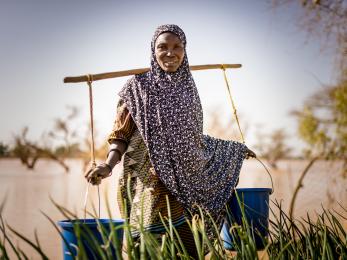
<box><xmin>0</xmin><ymin>0</ymin><xmax>338</xmax><ymax>155</ymax></box>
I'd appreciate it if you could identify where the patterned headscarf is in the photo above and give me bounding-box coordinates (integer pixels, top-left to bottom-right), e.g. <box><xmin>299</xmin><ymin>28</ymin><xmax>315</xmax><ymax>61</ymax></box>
<box><xmin>119</xmin><ymin>24</ymin><xmax>246</xmax><ymax>226</ymax></box>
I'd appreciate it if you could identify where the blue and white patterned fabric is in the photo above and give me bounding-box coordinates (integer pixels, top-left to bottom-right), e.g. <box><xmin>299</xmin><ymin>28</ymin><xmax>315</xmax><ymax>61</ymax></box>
<box><xmin>119</xmin><ymin>24</ymin><xmax>247</xmax><ymax>228</ymax></box>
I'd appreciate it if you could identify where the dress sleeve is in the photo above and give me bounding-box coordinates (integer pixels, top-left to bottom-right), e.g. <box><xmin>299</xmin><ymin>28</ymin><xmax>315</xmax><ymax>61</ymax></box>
<box><xmin>107</xmin><ymin>99</ymin><xmax>136</xmax><ymax>145</ymax></box>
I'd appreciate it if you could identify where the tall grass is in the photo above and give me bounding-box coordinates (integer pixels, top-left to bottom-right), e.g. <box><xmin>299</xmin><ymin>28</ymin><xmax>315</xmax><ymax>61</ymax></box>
<box><xmin>0</xmin><ymin>192</ymin><xmax>346</xmax><ymax>259</ymax></box>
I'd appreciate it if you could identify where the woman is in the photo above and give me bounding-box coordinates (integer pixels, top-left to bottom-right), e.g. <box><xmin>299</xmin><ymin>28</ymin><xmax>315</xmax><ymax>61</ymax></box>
<box><xmin>85</xmin><ymin>24</ymin><xmax>255</xmax><ymax>256</ymax></box>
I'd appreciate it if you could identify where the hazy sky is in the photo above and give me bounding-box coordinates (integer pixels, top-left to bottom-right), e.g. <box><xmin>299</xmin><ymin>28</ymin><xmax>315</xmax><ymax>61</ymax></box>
<box><xmin>0</xmin><ymin>0</ymin><xmax>337</xmax><ymax>154</ymax></box>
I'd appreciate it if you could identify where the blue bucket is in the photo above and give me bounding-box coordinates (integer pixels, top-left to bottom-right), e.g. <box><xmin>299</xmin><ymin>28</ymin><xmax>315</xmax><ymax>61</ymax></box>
<box><xmin>222</xmin><ymin>188</ymin><xmax>271</xmax><ymax>250</ymax></box>
<box><xmin>58</xmin><ymin>218</ymin><xmax>125</xmax><ymax>260</ymax></box>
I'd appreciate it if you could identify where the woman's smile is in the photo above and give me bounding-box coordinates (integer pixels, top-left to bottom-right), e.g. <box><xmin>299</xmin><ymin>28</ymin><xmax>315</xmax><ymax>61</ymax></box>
<box><xmin>164</xmin><ymin>60</ymin><xmax>178</xmax><ymax>67</ymax></box>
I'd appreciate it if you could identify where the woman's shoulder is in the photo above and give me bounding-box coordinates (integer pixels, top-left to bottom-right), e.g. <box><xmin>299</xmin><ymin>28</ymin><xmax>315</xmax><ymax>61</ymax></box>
<box><xmin>119</xmin><ymin>71</ymin><xmax>151</xmax><ymax>98</ymax></box>
<box><xmin>122</xmin><ymin>72</ymin><xmax>150</xmax><ymax>88</ymax></box>
<box><xmin>134</xmin><ymin>71</ymin><xmax>151</xmax><ymax>82</ymax></box>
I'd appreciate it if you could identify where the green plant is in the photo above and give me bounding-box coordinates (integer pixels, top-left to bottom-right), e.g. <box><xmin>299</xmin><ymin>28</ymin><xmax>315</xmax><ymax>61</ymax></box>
<box><xmin>0</xmin><ymin>192</ymin><xmax>346</xmax><ymax>259</ymax></box>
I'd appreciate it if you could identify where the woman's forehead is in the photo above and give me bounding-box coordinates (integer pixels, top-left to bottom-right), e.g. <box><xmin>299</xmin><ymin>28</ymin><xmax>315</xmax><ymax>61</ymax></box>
<box><xmin>155</xmin><ymin>32</ymin><xmax>182</xmax><ymax>45</ymax></box>
<box><xmin>151</xmin><ymin>25</ymin><xmax>186</xmax><ymax>47</ymax></box>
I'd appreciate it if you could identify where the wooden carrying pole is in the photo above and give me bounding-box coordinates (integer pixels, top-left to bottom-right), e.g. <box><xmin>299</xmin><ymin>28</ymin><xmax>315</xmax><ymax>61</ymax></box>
<box><xmin>63</xmin><ymin>64</ymin><xmax>241</xmax><ymax>83</ymax></box>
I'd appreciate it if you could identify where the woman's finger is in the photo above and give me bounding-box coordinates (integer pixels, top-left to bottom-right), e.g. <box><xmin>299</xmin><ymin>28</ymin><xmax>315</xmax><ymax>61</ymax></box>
<box><xmin>245</xmin><ymin>148</ymin><xmax>256</xmax><ymax>159</ymax></box>
<box><xmin>90</xmin><ymin>176</ymin><xmax>102</xmax><ymax>185</ymax></box>
<box><xmin>248</xmin><ymin>151</ymin><xmax>256</xmax><ymax>158</ymax></box>
<box><xmin>84</xmin><ymin>168</ymin><xmax>94</xmax><ymax>178</ymax></box>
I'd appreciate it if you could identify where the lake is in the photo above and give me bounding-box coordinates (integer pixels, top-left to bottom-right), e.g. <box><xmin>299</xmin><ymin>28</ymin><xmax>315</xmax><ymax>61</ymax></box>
<box><xmin>0</xmin><ymin>158</ymin><xmax>346</xmax><ymax>259</ymax></box>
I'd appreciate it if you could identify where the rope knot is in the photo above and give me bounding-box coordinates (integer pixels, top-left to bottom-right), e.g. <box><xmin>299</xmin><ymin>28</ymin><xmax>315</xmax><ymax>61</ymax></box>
<box><xmin>86</xmin><ymin>74</ymin><xmax>93</xmax><ymax>84</ymax></box>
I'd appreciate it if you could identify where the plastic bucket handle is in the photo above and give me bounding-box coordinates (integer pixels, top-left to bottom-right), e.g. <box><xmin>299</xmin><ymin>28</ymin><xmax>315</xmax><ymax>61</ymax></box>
<box><xmin>254</xmin><ymin>157</ymin><xmax>274</xmax><ymax>194</ymax></box>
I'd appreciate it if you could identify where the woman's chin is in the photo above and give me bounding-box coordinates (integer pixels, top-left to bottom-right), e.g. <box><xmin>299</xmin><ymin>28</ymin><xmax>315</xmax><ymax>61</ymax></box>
<box><xmin>161</xmin><ymin>65</ymin><xmax>179</xmax><ymax>73</ymax></box>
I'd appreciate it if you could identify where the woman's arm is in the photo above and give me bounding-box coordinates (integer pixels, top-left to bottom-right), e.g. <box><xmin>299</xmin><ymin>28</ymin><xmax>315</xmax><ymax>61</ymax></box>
<box><xmin>106</xmin><ymin>140</ymin><xmax>127</xmax><ymax>169</ymax></box>
<box><xmin>85</xmin><ymin>99</ymin><xmax>136</xmax><ymax>185</ymax></box>
<box><xmin>85</xmin><ymin>140</ymin><xmax>126</xmax><ymax>185</ymax></box>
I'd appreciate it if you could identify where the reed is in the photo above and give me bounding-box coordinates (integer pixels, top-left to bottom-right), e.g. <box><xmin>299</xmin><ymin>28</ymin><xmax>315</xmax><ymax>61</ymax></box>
<box><xmin>0</xmin><ymin>192</ymin><xmax>346</xmax><ymax>259</ymax></box>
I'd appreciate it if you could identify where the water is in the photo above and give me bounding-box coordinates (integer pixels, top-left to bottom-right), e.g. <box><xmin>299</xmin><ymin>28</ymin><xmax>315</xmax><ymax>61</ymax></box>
<box><xmin>0</xmin><ymin>158</ymin><xmax>346</xmax><ymax>258</ymax></box>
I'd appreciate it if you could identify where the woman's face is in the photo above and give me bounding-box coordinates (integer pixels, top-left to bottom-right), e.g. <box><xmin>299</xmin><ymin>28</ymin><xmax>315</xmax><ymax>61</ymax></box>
<box><xmin>154</xmin><ymin>32</ymin><xmax>185</xmax><ymax>72</ymax></box>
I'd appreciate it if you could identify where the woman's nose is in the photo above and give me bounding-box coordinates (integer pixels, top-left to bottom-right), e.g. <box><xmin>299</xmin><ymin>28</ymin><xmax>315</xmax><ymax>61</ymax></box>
<box><xmin>166</xmin><ymin>50</ymin><xmax>174</xmax><ymax>56</ymax></box>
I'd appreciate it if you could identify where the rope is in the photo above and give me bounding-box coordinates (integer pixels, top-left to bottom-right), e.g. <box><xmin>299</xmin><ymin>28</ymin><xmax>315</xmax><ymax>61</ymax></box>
<box><xmin>83</xmin><ymin>181</ymin><xmax>91</xmax><ymax>222</ymax></box>
<box><xmin>221</xmin><ymin>65</ymin><xmax>245</xmax><ymax>144</ymax></box>
<box><xmin>86</xmin><ymin>74</ymin><xmax>96</xmax><ymax>168</ymax></box>
<box><xmin>221</xmin><ymin>65</ymin><xmax>274</xmax><ymax>193</ymax></box>
<box><xmin>85</xmin><ymin>74</ymin><xmax>100</xmax><ymax>219</ymax></box>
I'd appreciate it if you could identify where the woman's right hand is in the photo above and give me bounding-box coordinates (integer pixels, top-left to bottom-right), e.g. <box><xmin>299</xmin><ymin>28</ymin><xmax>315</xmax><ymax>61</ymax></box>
<box><xmin>84</xmin><ymin>163</ymin><xmax>112</xmax><ymax>185</ymax></box>
<box><xmin>245</xmin><ymin>147</ymin><xmax>257</xmax><ymax>159</ymax></box>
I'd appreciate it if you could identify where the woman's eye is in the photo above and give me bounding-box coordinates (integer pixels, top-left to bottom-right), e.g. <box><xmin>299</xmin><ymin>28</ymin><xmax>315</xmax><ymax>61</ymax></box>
<box><xmin>157</xmin><ymin>45</ymin><xmax>166</xmax><ymax>50</ymax></box>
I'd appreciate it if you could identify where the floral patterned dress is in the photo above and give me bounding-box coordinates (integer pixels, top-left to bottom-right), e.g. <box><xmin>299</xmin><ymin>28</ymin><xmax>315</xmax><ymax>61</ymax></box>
<box><xmin>108</xmin><ymin>99</ymin><xmax>197</xmax><ymax>255</ymax></box>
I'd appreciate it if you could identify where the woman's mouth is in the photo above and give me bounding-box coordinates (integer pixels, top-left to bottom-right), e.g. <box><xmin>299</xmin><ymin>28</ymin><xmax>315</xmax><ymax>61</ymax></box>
<box><xmin>164</xmin><ymin>61</ymin><xmax>178</xmax><ymax>67</ymax></box>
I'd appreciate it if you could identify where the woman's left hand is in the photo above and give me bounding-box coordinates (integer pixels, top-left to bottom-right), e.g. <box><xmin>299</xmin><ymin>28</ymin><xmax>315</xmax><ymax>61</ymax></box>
<box><xmin>245</xmin><ymin>148</ymin><xmax>256</xmax><ymax>159</ymax></box>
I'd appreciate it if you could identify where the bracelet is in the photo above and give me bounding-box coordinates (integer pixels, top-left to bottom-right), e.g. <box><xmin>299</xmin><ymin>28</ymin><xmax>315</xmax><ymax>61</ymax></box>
<box><xmin>107</xmin><ymin>148</ymin><xmax>122</xmax><ymax>159</ymax></box>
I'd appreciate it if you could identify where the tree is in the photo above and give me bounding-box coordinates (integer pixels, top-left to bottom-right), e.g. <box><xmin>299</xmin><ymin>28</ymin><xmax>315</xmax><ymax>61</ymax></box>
<box><xmin>292</xmin><ymin>80</ymin><xmax>347</xmax><ymax>166</ymax></box>
<box><xmin>12</xmin><ymin>127</ymin><xmax>69</xmax><ymax>171</ymax></box>
<box><xmin>48</xmin><ymin>105</ymin><xmax>82</xmax><ymax>158</ymax></box>
<box><xmin>10</xmin><ymin>105</ymin><xmax>110</xmax><ymax>173</ymax></box>
<box><xmin>272</xmin><ymin>0</ymin><xmax>347</xmax><ymax>160</ymax></box>
<box><xmin>0</xmin><ymin>142</ymin><xmax>9</xmax><ymax>157</ymax></box>
<box><xmin>206</xmin><ymin>109</ymin><xmax>249</xmax><ymax>142</ymax></box>
<box><xmin>254</xmin><ymin>128</ymin><xmax>292</xmax><ymax>168</ymax></box>
<box><xmin>289</xmin><ymin>79</ymin><xmax>347</xmax><ymax>218</ymax></box>
<box><xmin>11</xmin><ymin>106</ymin><xmax>85</xmax><ymax>172</ymax></box>
<box><xmin>273</xmin><ymin>0</ymin><xmax>347</xmax><ymax>73</ymax></box>
<box><xmin>272</xmin><ymin>0</ymin><xmax>347</xmax><ymax>218</ymax></box>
